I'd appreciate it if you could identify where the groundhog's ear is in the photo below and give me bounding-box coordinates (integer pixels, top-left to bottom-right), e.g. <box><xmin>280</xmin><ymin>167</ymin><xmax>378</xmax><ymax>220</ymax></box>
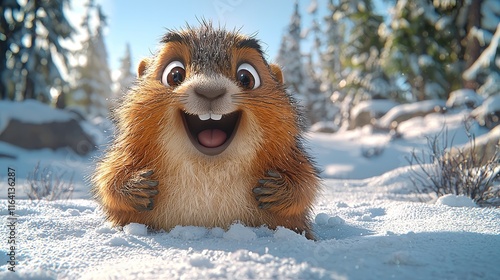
<box><xmin>269</xmin><ymin>64</ymin><xmax>284</xmax><ymax>85</ymax></box>
<box><xmin>137</xmin><ymin>58</ymin><xmax>150</xmax><ymax>78</ymax></box>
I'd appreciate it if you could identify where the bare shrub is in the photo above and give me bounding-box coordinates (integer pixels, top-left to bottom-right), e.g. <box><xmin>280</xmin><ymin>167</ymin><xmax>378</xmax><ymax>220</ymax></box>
<box><xmin>406</xmin><ymin>125</ymin><xmax>500</xmax><ymax>207</ymax></box>
<box><xmin>26</xmin><ymin>162</ymin><xmax>74</xmax><ymax>201</ymax></box>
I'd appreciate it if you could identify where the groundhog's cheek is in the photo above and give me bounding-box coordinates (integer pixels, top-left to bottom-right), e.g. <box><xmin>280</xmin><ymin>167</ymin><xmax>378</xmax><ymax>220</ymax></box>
<box><xmin>157</xmin><ymin>113</ymin><xmax>193</xmax><ymax>152</ymax></box>
<box><xmin>230</xmin><ymin>111</ymin><xmax>264</xmax><ymax>155</ymax></box>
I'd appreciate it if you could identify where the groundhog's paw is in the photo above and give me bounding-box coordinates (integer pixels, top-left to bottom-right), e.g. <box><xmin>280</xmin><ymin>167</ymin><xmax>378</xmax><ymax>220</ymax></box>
<box><xmin>253</xmin><ymin>170</ymin><xmax>289</xmax><ymax>211</ymax></box>
<box><xmin>122</xmin><ymin>170</ymin><xmax>159</xmax><ymax>212</ymax></box>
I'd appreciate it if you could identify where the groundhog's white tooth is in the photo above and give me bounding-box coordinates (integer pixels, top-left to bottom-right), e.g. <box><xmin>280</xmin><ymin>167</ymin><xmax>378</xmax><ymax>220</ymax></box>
<box><xmin>198</xmin><ymin>113</ymin><xmax>211</xmax><ymax>121</ymax></box>
<box><xmin>210</xmin><ymin>113</ymin><xmax>222</xmax><ymax>121</ymax></box>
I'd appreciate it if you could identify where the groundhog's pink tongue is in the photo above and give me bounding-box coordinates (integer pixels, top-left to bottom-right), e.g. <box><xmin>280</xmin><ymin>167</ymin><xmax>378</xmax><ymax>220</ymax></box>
<box><xmin>198</xmin><ymin>129</ymin><xmax>227</xmax><ymax>148</ymax></box>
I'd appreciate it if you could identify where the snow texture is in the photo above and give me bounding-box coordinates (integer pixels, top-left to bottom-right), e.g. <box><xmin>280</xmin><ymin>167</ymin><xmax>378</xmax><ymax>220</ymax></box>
<box><xmin>0</xmin><ymin>177</ymin><xmax>499</xmax><ymax>279</ymax></box>
<box><xmin>0</xmin><ymin>101</ymin><xmax>499</xmax><ymax>279</ymax></box>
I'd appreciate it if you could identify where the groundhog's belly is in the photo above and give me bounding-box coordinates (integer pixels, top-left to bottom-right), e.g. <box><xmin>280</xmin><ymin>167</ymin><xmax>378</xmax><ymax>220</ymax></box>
<box><xmin>152</xmin><ymin>168</ymin><xmax>260</xmax><ymax>230</ymax></box>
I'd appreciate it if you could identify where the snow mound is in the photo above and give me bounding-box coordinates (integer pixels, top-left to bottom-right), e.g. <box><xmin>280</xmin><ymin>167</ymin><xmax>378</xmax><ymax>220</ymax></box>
<box><xmin>472</xmin><ymin>95</ymin><xmax>500</xmax><ymax>127</ymax></box>
<box><xmin>315</xmin><ymin>213</ymin><xmax>346</xmax><ymax>226</ymax></box>
<box><xmin>95</xmin><ymin>224</ymin><xmax>117</xmax><ymax>234</ymax></box>
<box><xmin>64</xmin><ymin>208</ymin><xmax>81</xmax><ymax>216</ymax></box>
<box><xmin>446</xmin><ymin>89</ymin><xmax>483</xmax><ymax>109</ymax></box>
<box><xmin>346</xmin><ymin>99</ymin><xmax>399</xmax><ymax>130</ymax></box>
<box><xmin>223</xmin><ymin>223</ymin><xmax>257</xmax><ymax>241</ymax></box>
<box><xmin>106</xmin><ymin>236</ymin><xmax>130</xmax><ymax>247</ymax></box>
<box><xmin>436</xmin><ymin>194</ymin><xmax>477</xmax><ymax>207</ymax></box>
<box><xmin>123</xmin><ymin>223</ymin><xmax>148</xmax><ymax>236</ymax></box>
<box><xmin>189</xmin><ymin>253</ymin><xmax>214</xmax><ymax>268</ymax></box>
<box><xmin>351</xmin><ymin>99</ymin><xmax>399</xmax><ymax>120</ymax></box>
<box><xmin>273</xmin><ymin>226</ymin><xmax>307</xmax><ymax>240</ymax></box>
<box><xmin>378</xmin><ymin>100</ymin><xmax>445</xmax><ymax>128</ymax></box>
<box><xmin>314</xmin><ymin>212</ymin><xmax>331</xmax><ymax>225</ymax></box>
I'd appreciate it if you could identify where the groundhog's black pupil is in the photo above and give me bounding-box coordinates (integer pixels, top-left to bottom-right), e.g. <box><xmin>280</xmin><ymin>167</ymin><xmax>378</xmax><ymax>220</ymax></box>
<box><xmin>237</xmin><ymin>70</ymin><xmax>254</xmax><ymax>89</ymax></box>
<box><xmin>169</xmin><ymin>67</ymin><xmax>185</xmax><ymax>85</ymax></box>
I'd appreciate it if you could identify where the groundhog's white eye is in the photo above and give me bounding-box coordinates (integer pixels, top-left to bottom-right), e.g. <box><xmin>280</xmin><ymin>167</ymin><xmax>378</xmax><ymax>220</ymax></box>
<box><xmin>236</xmin><ymin>63</ymin><xmax>260</xmax><ymax>90</ymax></box>
<box><xmin>162</xmin><ymin>61</ymin><xmax>186</xmax><ymax>87</ymax></box>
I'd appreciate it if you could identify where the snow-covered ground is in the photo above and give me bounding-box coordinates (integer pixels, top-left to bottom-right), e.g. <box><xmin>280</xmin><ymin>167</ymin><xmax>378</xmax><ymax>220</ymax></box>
<box><xmin>1</xmin><ymin>105</ymin><xmax>499</xmax><ymax>279</ymax></box>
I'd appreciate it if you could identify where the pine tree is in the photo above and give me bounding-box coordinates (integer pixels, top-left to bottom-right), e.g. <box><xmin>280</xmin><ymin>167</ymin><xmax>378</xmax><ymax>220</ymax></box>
<box><xmin>462</xmin><ymin>0</ymin><xmax>484</xmax><ymax>90</ymax></box>
<box><xmin>69</xmin><ymin>0</ymin><xmax>112</xmax><ymax>119</ymax></box>
<box><xmin>303</xmin><ymin>52</ymin><xmax>335</xmax><ymax>125</ymax></box>
<box><xmin>113</xmin><ymin>43</ymin><xmax>135</xmax><ymax>101</ymax></box>
<box><xmin>317</xmin><ymin>0</ymin><xmax>358</xmax><ymax>129</ymax></box>
<box><xmin>341</xmin><ymin>0</ymin><xmax>397</xmax><ymax>102</ymax></box>
<box><xmin>1</xmin><ymin>0</ymin><xmax>73</xmax><ymax>102</ymax></box>
<box><xmin>276</xmin><ymin>1</ymin><xmax>306</xmax><ymax>102</ymax></box>
<box><xmin>380</xmin><ymin>0</ymin><xmax>460</xmax><ymax>101</ymax></box>
<box><xmin>321</xmin><ymin>0</ymin><xmax>344</xmax><ymax>95</ymax></box>
<box><xmin>0</xmin><ymin>1</ymin><xmax>21</xmax><ymax>100</ymax></box>
<box><xmin>301</xmin><ymin>0</ymin><xmax>338</xmax><ymax>125</ymax></box>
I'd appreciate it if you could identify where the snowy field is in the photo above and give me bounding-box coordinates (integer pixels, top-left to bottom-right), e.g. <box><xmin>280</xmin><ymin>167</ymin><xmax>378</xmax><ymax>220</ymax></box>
<box><xmin>1</xmin><ymin>107</ymin><xmax>500</xmax><ymax>279</ymax></box>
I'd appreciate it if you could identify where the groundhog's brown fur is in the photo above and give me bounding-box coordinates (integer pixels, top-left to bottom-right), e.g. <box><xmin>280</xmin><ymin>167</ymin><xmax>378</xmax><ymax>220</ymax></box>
<box><xmin>92</xmin><ymin>22</ymin><xmax>320</xmax><ymax>239</ymax></box>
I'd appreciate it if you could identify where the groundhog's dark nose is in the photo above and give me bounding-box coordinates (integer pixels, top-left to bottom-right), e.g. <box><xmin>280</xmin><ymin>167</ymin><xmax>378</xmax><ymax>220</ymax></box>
<box><xmin>194</xmin><ymin>85</ymin><xmax>226</xmax><ymax>100</ymax></box>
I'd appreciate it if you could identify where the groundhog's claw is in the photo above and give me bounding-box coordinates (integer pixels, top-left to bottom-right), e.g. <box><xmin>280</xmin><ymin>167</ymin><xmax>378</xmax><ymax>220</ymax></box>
<box><xmin>140</xmin><ymin>170</ymin><xmax>154</xmax><ymax>178</ymax></box>
<box><xmin>134</xmin><ymin>200</ymin><xmax>154</xmax><ymax>212</ymax></box>
<box><xmin>266</xmin><ymin>170</ymin><xmax>282</xmax><ymax>178</ymax></box>
<box><xmin>122</xmin><ymin>170</ymin><xmax>159</xmax><ymax>212</ymax></box>
<box><xmin>253</xmin><ymin>170</ymin><xmax>288</xmax><ymax>211</ymax></box>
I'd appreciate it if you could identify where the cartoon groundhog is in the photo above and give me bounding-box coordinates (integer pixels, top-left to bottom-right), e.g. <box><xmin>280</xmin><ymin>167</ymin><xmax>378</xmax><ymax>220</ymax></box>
<box><xmin>92</xmin><ymin>22</ymin><xmax>320</xmax><ymax>239</ymax></box>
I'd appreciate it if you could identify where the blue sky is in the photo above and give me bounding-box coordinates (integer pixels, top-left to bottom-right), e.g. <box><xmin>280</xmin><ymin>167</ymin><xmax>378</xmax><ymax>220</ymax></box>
<box><xmin>91</xmin><ymin>0</ymin><xmax>324</xmax><ymax>71</ymax></box>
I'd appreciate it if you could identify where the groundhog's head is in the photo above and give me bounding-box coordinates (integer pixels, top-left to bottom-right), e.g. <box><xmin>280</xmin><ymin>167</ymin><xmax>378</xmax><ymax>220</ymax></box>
<box><xmin>128</xmin><ymin>22</ymin><xmax>298</xmax><ymax>162</ymax></box>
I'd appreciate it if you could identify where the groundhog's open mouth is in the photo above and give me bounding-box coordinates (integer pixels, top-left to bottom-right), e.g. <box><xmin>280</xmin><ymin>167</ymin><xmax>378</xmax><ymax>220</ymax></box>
<box><xmin>181</xmin><ymin>111</ymin><xmax>241</xmax><ymax>156</ymax></box>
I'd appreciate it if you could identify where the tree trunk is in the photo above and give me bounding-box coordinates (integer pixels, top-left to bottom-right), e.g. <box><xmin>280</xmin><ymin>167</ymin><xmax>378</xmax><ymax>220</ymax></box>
<box><xmin>0</xmin><ymin>79</ymin><xmax>5</xmax><ymax>100</ymax></box>
<box><xmin>22</xmin><ymin>0</ymin><xmax>39</xmax><ymax>100</ymax></box>
<box><xmin>56</xmin><ymin>92</ymin><xmax>66</xmax><ymax>109</ymax></box>
<box><xmin>23</xmin><ymin>76</ymin><xmax>35</xmax><ymax>100</ymax></box>
<box><xmin>412</xmin><ymin>75</ymin><xmax>426</xmax><ymax>101</ymax></box>
<box><xmin>0</xmin><ymin>30</ymin><xmax>6</xmax><ymax>100</ymax></box>
<box><xmin>463</xmin><ymin>0</ymin><xmax>482</xmax><ymax>90</ymax></box>
<box><xmin>1</xmin><ymin>4</ymin><xmax>22</xmax><ymax>100</ymax></box>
